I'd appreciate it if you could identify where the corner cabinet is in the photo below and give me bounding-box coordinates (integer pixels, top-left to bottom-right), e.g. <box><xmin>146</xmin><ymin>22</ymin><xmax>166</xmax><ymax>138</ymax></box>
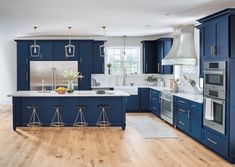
<box><xmin>142</xmin><ymin>38</ymin><xmax>173</xmax><ymax>74</ymax></box>
<box><xmin>174</xmin><ymin>96</ymin><xmax>203</xmax><ymax>141</ymax></box>
<box><xmin>156</xmin><ymin>38</ymin><xmax>173</xmax><ymax>74</ymax></box>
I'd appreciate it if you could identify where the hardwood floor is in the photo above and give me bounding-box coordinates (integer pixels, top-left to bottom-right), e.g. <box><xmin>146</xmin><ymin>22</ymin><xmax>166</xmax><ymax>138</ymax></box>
<box><xmin>0</xmin><ymin>106</ymin><xmax>234</xmax><ymax>167</ymax></box>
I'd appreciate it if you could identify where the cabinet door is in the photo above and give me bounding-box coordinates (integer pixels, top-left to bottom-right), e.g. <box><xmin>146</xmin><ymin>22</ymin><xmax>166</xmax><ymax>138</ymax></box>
<box><xmin>37</xmin><ymin>97</ymin><xmax>60</xmax><ymax>125</ymax></box>
<box><xmin>29</xmin><ymin>41</ymin><xmax>53</xmax><ymax>61</ymax></box>
<box><xmin>216</xmin><ymin>18</ymin><xmax>228</xmax><ymax>58</ymax></box>
<box><xmin>204</xmin><ymin>23</ymin><xmax>216</xmax><ymax>58</ymax></box>
<box><xmin>17</xmin><ymin>65</ymin><xmax>29</xmax><ymax>90</ymax></box>
<box><xmin>142</xmin><ymin>41</ymin><xmax>156</xmax><ymax>73</ymax></box>
<box><xmin>53</xmin><ymin>40</ymin><xmax>78</xmax><ymax>60</ymax></box>
<box><xmin>199</xmin><ymin>26</ymin><xmax>204</xmax><ymax>78</ymax></box>
<box><xmin>176</xmin><ymin>112</ymin><xmax>190</xmax><ymax>133</ymax></box>
<box><xmin>189</xmin><ymin>102</ymin><xmax>203</xmax><ymax>141</ymax></box>
<box><xmin>19</xmin><ymin>98</ymin><xmax>37</xmax><ymax>126</ymax></box>
<box><xmin>92</xmin><ymin>41</ymin><xmax>104</xmax><ymax>74</ymax></box>
<box><xmin>162</xmin><ymin>40</ymin><xmax>173</xmax><ymax>74</ymax></box>
<box><xmin>126</xmin><ymin>95</ymin><xmax>139</xmax><ymax>111</ymax></box>
<box><xmin>17</xmin><ymin>41</ymin><xmax>29</xmax><ymax>65</ymax></box>
<box><xmin>138</xmin><ymin>88</ymin><xmax>150</xmax><ymax>111</ymax></box>
<box><xmin>79</xmin><ymin>41</ymin><xmax>92</xmax><ymax>64</ymax></box>
<box><xmin>79</xmin><ymin>64</ymin><xmax>91</xmax><ymax>90</ymax></box>
<box><xmin>156</xmin><ymin>40</ymin><xmax>164</xmax><ymax>74</ymax></box>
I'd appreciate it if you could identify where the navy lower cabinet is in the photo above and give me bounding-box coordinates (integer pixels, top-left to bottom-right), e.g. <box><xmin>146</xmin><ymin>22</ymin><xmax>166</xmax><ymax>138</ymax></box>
<box><xmin>126</xmin><ymin>95</ymin><xmax>139</xmax><ymax>112</ymax></box>
<box><xmin>174</xmin><ymin>96</ymin><xmax>202</xmax><ymax>141</ymax></box>
<box><xmin>149</xmin><ymin>89</ymin><xmax>160</xmax><ymax>116</ymax></box>
<box><xmin>12</xmin><ymin>96</ymin><xmax>127</xmax><ymax>130</ymax></box>
<box><xmin>138</xmin><ymin>88</ymin><xmax>150</xmax><ymax>112</ymax></box>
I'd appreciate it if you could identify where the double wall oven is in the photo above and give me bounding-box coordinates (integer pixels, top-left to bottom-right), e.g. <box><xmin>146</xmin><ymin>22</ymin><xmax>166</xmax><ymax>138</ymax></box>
<box><xmin>203</xmin><ymin>61</ymin><xmax>226</xmax><ymax>134</ymax></box>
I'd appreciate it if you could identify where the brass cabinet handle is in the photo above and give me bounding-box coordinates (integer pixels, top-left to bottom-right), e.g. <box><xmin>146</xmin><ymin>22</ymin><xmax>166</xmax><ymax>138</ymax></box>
<box><xmin>211</xmin><ymin>45</ymin><xmax>216</xmax><ymax>56</ymax></box>
<box><xmin>188</xmin><ymin>110</ymin><xmax>191</xmax><ymax>118</ymax></box>
<box><xmin>80</xmin><ymin>58</ymin><xmax>83</xmax><ymax>64</ymax></box>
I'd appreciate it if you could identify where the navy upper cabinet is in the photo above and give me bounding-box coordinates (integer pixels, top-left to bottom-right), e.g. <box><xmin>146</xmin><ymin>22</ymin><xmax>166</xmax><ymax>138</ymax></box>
<box><xmin>16</xmin><ymin>41</ymin><xmax>29</xmax><ymax>90</ymax></box>
<box><xmin>156</xmin><ymin>38</ymin><xmax>173</xmax><ymax>74</ymax></box>
<box><xmin>29</xmin><ymin>40</ymin><xmax>53</xmax><ymax>61</ymax></box>
<box><xmin>197</xmin><ymin>25</ymin><xmax>204</xmax><ymax>78</ymax></box>
<box><xmin>79</xmin><ymin>64</ymin><xmax>91</xmax><ymax>90</ymax></box>
<box><xmin>142</xmin><ymin>41</ymin><xmax>156</xmax><ymax>73</ymax></box>
<box><xmin>78</xmin><ymin>40</ymin><xmax>93</xmax><ymax>64</ymax></box>
<box><xmin>52</xmin><ymin>40</ymin><xmax>78</xmax><ymax>61</ymax></box>
<box><xmin>198</xmin><ymin>15</ymin><xmax>229</xmax><ymax>59</ymax></box>
<box><xmin>92</xmin><ymin>41</ymin><xmax>105</xmax><ymax>74</ymax></box>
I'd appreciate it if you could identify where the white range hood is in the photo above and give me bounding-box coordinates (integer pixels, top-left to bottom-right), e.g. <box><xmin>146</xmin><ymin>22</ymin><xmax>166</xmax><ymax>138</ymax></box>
<box><xmin>162</xmin><ymin>25</ymin><xmax>198</xmax><ymax>66</ymax></box>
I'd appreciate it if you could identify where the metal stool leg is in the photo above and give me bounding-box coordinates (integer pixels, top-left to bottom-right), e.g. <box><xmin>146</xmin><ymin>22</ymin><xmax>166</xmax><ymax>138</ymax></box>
<box><xmin>50</xmin><ymin>108</ymin><xmax>64</xmax><ymax>127</ymax></box>
<box><xmin>73</xmin><ymin>108</ymin><xmax>88</xmax><ymax>127</ymax></box>
<box><xmin>27</xmin><ymin>108</ymin><xmax>42</xmax><ymax>127</ymax></box>
<box><xmin>96</xmin><ymin>107</ymin><xmax>110</xmax><ymax>127</ymax></box>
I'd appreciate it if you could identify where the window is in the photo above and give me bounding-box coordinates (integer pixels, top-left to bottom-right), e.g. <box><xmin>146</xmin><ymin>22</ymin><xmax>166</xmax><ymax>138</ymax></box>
<box><xmin>106</xmin><ymin>46</ymin><xmax>140</xmax><ymax>75</ymax></box>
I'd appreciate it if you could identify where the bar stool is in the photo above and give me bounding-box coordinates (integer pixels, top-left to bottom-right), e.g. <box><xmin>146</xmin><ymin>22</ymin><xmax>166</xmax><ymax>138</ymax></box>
<box><xmin>73</xmin><ymin>105</ymin><xmax>88</xmax><ymax>127</ymax></box>
<box><xmin>96</xmin><ymin>104</ymin><xmax>110</xmax><ymax>127</ymax></box>
<box><xmin>27</xmin><ymin>105</ymin><xmax>42</xmax><ymax>127</ymax></box>
<box><xmin>50</xmin><ymin>105</ymin><xmax>64</xmax><ymax>127</ymax></box>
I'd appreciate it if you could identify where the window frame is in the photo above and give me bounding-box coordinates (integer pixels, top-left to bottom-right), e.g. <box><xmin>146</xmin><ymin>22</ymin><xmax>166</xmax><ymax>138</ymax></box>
<box><xmin>105</xmin><ymin>46</ymin><xmax>141</xmax><ymax>75</ymax></box>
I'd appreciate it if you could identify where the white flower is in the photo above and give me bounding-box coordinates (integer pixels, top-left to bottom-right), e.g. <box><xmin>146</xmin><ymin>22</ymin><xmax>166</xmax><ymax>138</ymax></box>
<box><xmin>61</xmin><ymin>70</ymin><xmax>84</xmax><ymax>81</ymax></box>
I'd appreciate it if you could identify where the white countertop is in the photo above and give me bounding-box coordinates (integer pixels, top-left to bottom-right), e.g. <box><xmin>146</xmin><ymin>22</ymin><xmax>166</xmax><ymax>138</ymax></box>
<box><xmin>8</xmin><ymin>90</ymin><xmax>130</xmax><ymax>97</ymax></box>
<box><xmin>92</xmin><ymin>85</ymin><xmax>203</xmax><ymax>103</ymax></box>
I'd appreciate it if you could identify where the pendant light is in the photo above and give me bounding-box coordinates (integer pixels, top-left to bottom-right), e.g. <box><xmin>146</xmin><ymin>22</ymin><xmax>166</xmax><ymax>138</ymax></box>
<box><xmin>123</xmin><ymin>35</ymin><xmax>126</xmax><ymax>56</ymax></box>
<box><xmin>30</xmin><ymin>26</ymin><xmax>40</xmax><ymax>57</ymax></box>
<box><xmin>65</xmin><ymin>26</ymin><xmax>75</xmax><ymax>58</ymax></box>
<box><xmin>99</xmin><ymin>26</ymin><xmax>107</xmax><ymax>57</ymax></box>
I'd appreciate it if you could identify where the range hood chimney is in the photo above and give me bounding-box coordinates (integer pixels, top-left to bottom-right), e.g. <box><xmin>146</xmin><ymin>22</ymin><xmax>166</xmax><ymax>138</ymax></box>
<box><xmin>162</xmin><ymin>25</ymin><xmax>198</xmax><ymax>65</ymax></box>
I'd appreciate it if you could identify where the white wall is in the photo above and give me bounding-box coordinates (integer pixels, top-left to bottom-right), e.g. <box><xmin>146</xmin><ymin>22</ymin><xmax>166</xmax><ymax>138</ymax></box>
<box><xmin>0</xmin><ymin>34</ymin><xmax>17</xmax><ymax>104</ymax></box>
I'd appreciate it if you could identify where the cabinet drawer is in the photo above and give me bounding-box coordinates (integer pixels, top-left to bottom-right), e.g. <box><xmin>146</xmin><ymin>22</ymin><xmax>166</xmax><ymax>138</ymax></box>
<box><xmin>176</xmin><ymin>112</ymin><xmax>190</xmax><ymax>133</ymax></box>
<box><xmin>202</xmin><ymin>129</ymin><xmax>228</xmax><ymax>157</ymax></box>
<box><xmin>150</xmin><ymin>90</ymin><xmax>160</xmax><ymax>98</ymax></box>
<box><xmin>189</xmin><ymin>101</ymin><xmax>202</xmax><ymax>111</ymax></box>
<box><xmin>176</xmin><ymin>107</ymin><xmax>189</xmax><ymax>117</ymax></box>
<box><xmin>175</xmin><ymin>97</ymin><xmax>189</xmax><ymax>109</ymax></box>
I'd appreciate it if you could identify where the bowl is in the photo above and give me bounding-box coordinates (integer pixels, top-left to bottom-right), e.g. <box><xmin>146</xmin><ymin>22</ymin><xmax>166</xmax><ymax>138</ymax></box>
<box><xmin>55</xmin><ymin>89</ymin><xmax>67</xmax><ymax>94</ymax></box>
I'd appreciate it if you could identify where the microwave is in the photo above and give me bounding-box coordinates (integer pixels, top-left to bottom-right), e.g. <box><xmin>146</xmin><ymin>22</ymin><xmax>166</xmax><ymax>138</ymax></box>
<box><xmin>204</xmin><ymin>61</ymin><xmax>226</xmax><ymax>92</ymax></box>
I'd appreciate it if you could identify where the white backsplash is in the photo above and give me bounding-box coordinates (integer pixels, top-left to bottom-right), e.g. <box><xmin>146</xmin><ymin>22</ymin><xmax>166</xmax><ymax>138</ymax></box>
<box><xmin>91</xmin><ymin>68</ymin><xmax>201</xmax><ymax>94</ymax></box>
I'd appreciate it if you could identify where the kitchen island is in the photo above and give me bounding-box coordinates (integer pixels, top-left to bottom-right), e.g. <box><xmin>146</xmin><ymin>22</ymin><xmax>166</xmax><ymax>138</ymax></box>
<box><xmin>9</xmin><ymin>90</ymin><xmax>130</xmax><ymax>130</ymax></box>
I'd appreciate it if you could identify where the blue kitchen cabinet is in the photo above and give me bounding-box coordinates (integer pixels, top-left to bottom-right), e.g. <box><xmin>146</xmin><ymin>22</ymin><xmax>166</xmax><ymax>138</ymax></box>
<box><xmin>156</xmin><ymin>38</ymin><xmax>173</xmax><ymax>74</ymax></box>
<box><xmin>174</xmin><ymin>96</ymin><xmax>202</xmax><ymax>141</ymax></box>
<box><xmin>18</xmin><ymin>97</ymin><xmax>37</xmax><ymax>126</ymax></box>
<box><xmin>16</xmin><ymin>41</ymin><xmax>30</xmax><ymax>90</ymax></box>
<box><xmin>37</xmin><ymin>97</ymin><xmax>60</xmax><ymax>125</ymax></box>
<box><xmin>17</xmin><ymin>65</ymin><xmax>29</xmax><ymax>90</ymax></box>
<box><xmin>52</xmin><ymin>40</ymin><xmax>78</xmax><ymax>60</ymax></box>
<box><xmin>199</xmin><ymin>16</ymin><xmax>228</xmax><ymax>59</ymax></box>
<box><xmin>78</xmin><ymin>64</ymin><xmax>91</xmax><ymax>90</ymax></box>
<box><xmin>138</xmin><ymin>88</ymin><xmax>150</xmax><ymax>112</ymax></box>
<box><xmin>29</xmin><ymin>40</ymin><xmax>53</xmax><ymax>61</ymax></box>
<box><xmin>126</xmin><ymin>95</ymin><xmax>139</xmax><ymax>112</ymax></box>
<box><xmin>58</xmin><ymin>97</ymin><xmax>78</xmax><ymax>126</ymax></box>
<box><xmin>149</xmin><ymin>89</ymin><xmax>160</xmax><ymax>116</ymax></box>
<box><xmin>197</xmin><ymin>25</ymin><xmax>204</xmax><ymax>78</ymax></box>
<box><xmin>78</xmin><ymin>40</ymin><xmax>93</xmax><ymax>64</ymax></box>
<box><xmin>142</xmin><ymin>41</ymin><xmax>157</xmax><ymax>73</ymax></box>
<box><xmin>92</xmin><ymin>41</ymin><xmax>105</xmax><ymax>74</ymax></box>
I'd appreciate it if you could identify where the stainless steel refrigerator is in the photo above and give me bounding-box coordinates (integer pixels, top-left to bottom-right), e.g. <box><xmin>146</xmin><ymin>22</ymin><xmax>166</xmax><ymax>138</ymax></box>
<box><xmin>30</xmin><ymin>61</ymin><xmax>78</xmax><ymax>91</ymax></box>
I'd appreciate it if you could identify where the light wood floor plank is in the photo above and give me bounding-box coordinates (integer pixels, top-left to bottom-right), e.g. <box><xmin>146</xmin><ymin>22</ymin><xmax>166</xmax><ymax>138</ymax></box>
<box><xmin>0</xmin><ymin>106</ymin><xmax>234</xmax><ymax>167</ymax></box>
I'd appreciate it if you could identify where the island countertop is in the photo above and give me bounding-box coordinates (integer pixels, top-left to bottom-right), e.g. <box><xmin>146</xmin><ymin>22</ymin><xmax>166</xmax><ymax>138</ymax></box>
<box><xmin>9</xmin><ymin>90</ymin><xmax>130</xmax><ymax>97</ymax></box>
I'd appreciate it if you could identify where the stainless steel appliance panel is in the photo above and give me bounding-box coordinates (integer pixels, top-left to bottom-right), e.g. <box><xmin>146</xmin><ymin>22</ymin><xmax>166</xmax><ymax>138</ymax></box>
<box><xmin>203</xmin><ymin>97</ymin><xmax>226</xmax><ymax>134</ymax></box>
<box><xmin>30</xmin><ymin>61</ymin><xmax>78</xmax><ymax>91</ymax></box>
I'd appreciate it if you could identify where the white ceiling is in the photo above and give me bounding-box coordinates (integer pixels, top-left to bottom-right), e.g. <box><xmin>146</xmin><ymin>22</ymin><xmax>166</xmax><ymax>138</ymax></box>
<box><xmin>0</xmin><ymin>0</ymin><xmax>235</xmax><ymax>38</ymax></box>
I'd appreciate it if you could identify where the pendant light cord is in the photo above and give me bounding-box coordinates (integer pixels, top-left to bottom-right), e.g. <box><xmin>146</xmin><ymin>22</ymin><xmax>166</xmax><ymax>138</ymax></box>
<box><xmin>33</xmin><ymin>26</ymin><xmax>37</xmax><ymax>45</ymax></box>
<box><xmin>68</xmin><ymin>27</ymin><xmax>72</xmax><ymax>45</ymax></box>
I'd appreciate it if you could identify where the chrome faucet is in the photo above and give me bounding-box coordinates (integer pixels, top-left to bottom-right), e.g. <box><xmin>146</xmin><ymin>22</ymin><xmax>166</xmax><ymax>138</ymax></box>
<box><xmin>122</xmin><ymin>69</ymin><xmax>127</xmax><ymax>86</ymax></box>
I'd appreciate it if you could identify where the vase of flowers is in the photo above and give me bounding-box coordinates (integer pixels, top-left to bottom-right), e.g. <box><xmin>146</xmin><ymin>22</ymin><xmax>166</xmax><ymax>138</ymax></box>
<box><xmin>62</xmin><ymin>70</ymin><xmax>83</xmax><ymax>93</ymax></box>
<box><xmin>145</xmin><ymin>75</ymin><xmax>158</xmax><ymax>86</ymax></box>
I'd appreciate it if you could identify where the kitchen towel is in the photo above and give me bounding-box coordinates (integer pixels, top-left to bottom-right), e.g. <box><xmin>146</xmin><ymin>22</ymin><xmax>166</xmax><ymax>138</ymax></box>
<box><xmin>205</xmin><ymin>98</ymin><xmax>214</xmax><ymax>120</ymax></box>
